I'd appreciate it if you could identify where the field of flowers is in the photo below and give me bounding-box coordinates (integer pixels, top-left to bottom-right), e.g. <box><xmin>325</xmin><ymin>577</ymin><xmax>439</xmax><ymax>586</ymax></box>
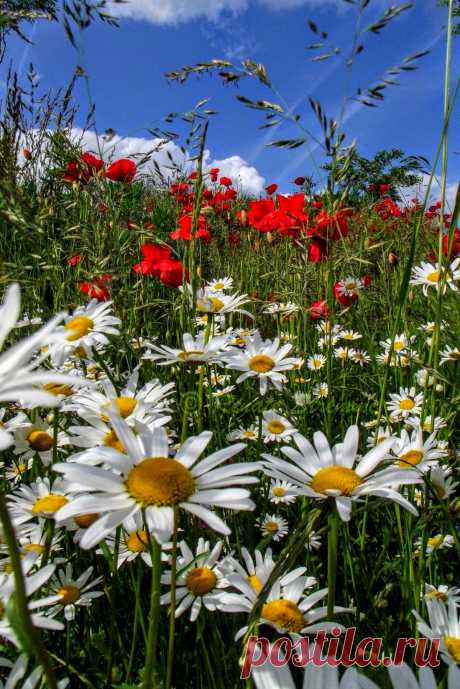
<box><xmin>0</xmin><ymin>2</ymin><xmax>459</xmax><ymax>689</ymax></box>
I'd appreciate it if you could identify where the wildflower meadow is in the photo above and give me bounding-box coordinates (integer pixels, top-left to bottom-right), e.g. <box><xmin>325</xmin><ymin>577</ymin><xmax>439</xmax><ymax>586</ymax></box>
<box><xmin>0</xmin><ymin>1</ymin><xmax>459</xmax><ymax>687</ymax></box>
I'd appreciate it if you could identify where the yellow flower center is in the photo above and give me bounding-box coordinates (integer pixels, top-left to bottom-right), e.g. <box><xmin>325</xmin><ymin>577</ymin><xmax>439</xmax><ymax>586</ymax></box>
<box><xmin>399</xmin><ymin>399</ymin><xmax>415</xmax><ymax>410</ymax></box>
<box><xmin>32</xmin><ymin>494</ymin><xmax>68</xmax><ymax>515</ymax></box>
<box><xmin>126</xmin><ymin>457</ymin><xmax>195</xmax><ymax>506</ymax></box>
<box><xmin>13</xmin><ymin>463</ymin><xmax>27</xmax><ymax>475</ymax></box>
<box><xmin>43</xmin><ymin>383</ymin><xmax>74</xmax><ymax>396</ymax></box>
<box><xmin>394</xmin><ymin>341</ymin><xmax>405</xmax><ymax>351</ymax></box>
<box><xmin>448</xmin><ymin>351</ymin><xmax>460</xmax><ymax>359</ymax></box>
<box><xmin>126</xmin><ymin>530</ymin><xmax>149</xmax><ymax>553</ymax></box>
<box><xmin>264</xmin><ymin>521</ymin><xmax>280</xmax><ymax>533</ymax></box>
<box><xmin>74</xmin><ymin>513</ymin><xmax>99</xmax><ymax>529</ymax></box>
<box><xmin>197</xmin><ymin>297</ymin><xmax>225</xmax><ymax>313</ymax></box>
<box><xmin>427</xmin><ymin>271</ymin><xmax>440</xmax><ymax>283</ymax></box>
<box><xmin>267</xmin><ymin>421</ymin><xmax>285</xmax><ymax>435</ymax></box>
<box><xmin>398</xmin><ymin>449</ymin><xmax>423</xmax><ymax>467</ymax></box>
<box><xmin>185</xmin><ymin>566</ymin><xmax>217</xmax><ymax>595</ymax></box>
<box><xmin>247</xmin><ymin>575</ymin><xmax>263</xmax><ymax>594</ymax></box>
<box><xmin>65</xmin><ymin>315</ymin><xmax>94</xmax><ymax>341</ymax></box>
<box><xmin>58</xmin><ymin>585</ymin><xmax>81</xmax><ymax>605</ymax></box>
<box><xmin>262</xmin><ymin>599</ymin><xmax>305</xmax><ymax>633</ymax></box>
<box><xmin>213</xmin><ymin>282</ymin><xmax>225</xmax><ymax>290</ymax></box>
<box><xmin>27</xmin><ymin>430</ymin><xmax>54</xmax><ymax>452</ymax></box>
<box><xmin>114</xmin><ymin>396</ymin><xmax>137</xmax><ymax>418</ymax></box>
<box><xmin>426</xmin><ymin>590</ymin><xmax>448</xmax><ymax>602</ymax></box>
<box><xmin>428</xmin><ymin>536</ymin><xmax>443</xmax><ymax>548</ymax></box>
<box><xmin>178</xmin><ymin>350</ymin><xmax>204</xmax><ymax>361</ymax></box>
<box><xmin>312</xmin><ymin>359</ymin><xmax>322</xmax><ymax>369</ymax></box>
<box><xmin>272</xmin><ymin>487</ymin><xmax>286</xmax><ymax>497</ymax></box>
<box><xmin>311</xmin><ymin>466</ymin><xmax>362</xmax><ymax>496</ymax></box>
<box><xmin>243</xmin><ymin>431</ymin><xmax>256</xmax><ymax>438</ymax></box>
<box><xmin>104</xmin><ymin>430</ymin><xmax>125</xmax><ymax>453</ymax></box>
<box><xmin>444</xmin><ymin>637</ymin><xmax>460</xmax><ymax>663</ymax></box>
<box><xmin>23</xmin><ymin>543</ymin><xmax>45</xmax><ymax>555</ymax></box>
<box><xmin>249</xmin><ymin>355</ymin><xmax>275</xmax><ymax>374</ymax></box>
<box><xmin>72</xmin><ymin>346</ymin><xmax>87</xmax><ymax>358</ymax></box>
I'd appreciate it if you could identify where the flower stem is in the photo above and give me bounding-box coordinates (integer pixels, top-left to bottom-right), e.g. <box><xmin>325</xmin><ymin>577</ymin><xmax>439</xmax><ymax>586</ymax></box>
<box><xmin>165</xmin><ymin>507</ymin><xmax>178</xmax><ymax>689</ymax></box>
<box><xmin>327</xmin><ymin>507</ymin><xmax>339</xmax><ymax>621</ymax></box>
<box><xmin>0</xmin><ymin>490</ymin><xmax>58</xmax><ymax>689</ymax></box>
<box><xmin>143</xmin><ymin>534</ymin><xmax>162</xmax><ymax>689</ymax></box>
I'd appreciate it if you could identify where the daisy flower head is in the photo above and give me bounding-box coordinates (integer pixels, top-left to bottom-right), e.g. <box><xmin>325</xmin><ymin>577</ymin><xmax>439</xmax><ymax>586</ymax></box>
<box><xmin>50</xmin><ymin>299</ymin><xmax>121</xmax><ymax>366</ymax></box>
<box><xmin>424</xmin><ymin>584</ymin><xmax>460</xmax><ymax>605</ymax></box>
<box><xmin>306</xmin><ymin>531</ymin><xmax>322</xmax><ymax>551</ymax></box>
<box><xmin>351</xmin><ymin>349</ymin><xmax>371</xmax><ymax>366</ymax></box>
<box><xmin>226</xmin><ymin>425</ymin><xmax>258</xmax><ymax>442</ymax></box>
<box><xmin>261</xmin><ymin>411</ymin><xmax>297</xmax><ymax>443</ymax></box>
<box><xmin>380</xmin><ymin>333</ymin><xmax>415</xmax><ymax>355</ymax></box>
<box><xmin>161</xmin><ymin>538</ymin><xmax>229</xmax><ymax>621</ymax></box>
<box><xmin>263</xmin><ymin>425</ymin><xmax>422</xmax><ymax>522</ymax></box>
<box><xmin>13</xmin><ymin>417</ymin><xmax>69</xmax><ymax>467</ymax></box>
<box><xmin>223</xmin><ymin>331</ymin><xmax>302</xmax><ymax>396</ymax></box>
<box><xmin>387</xmin><ymin>387</ymin><xmax>424</xmax><ymax>419</ymax></box>
<box><xmin>102</xmin><ymin>512</ymin><xmax>158</xmax><ymax>567</ymax></box>
<box><xmin>429</xmin><ymin>466</ymin><xmax>458</xmax><ymax>500</ymax></box>
<box><xmin>206</xmin><ymin>277</ymin><xmax>234</xmax><ymax>293</ymax></box>
<box><xmin>334</xmin><ymin>347</ymin><xmax>355</xmax><ymax>362</ymax></box>
<box><xmin>313</xmin><ymin>382</ymin><xmax>329</xmax><ymax>399</ymax></box>
<box><xmin>366</xmin><ymin>426</ymin><xmax>392</xmax><ymax>448</ymax></box>
<box><xmin>407</xmin><ymin>415</ymin><xmax>447</xmax><ymax>433</ymax></box>
<box><xmin>184</xmin><ymin>285</ymin><xmax>253</xmax><ymax>319</ymax></box>
<box><xmin>0</xmin><ymin>284</ymin><xmax>88</xmax><ymax>421</ymax></box>
<box><xmin>54</xmin><ymin>415</ymin><xmax>259</xmax><ymax>548</ymax></box>
<box><xmin>8</xmin><ymin>477</ymin><xmax>72</xmax><ymax>527</ymax></box>
<box><xmin>307</xmin><ymin>354</ymin><xmax>326</xmax><ymax>371</ymax></box>
<box><xmin>48</xmin><ymin>564</ymin><xmax>103</xmax><ymax>621</ymax></box>
<box><xmin>0</xmin><ymin>556</ymin><xmax>64</xmax><ymax>645</ymax></box>
<box><xmin>415</xmin><ymin>534</ymin><xmax>454</xmax><ymax>556</ymax></box>
<box><xmin>410</xmin><ymin>259</ymin><xmax>460</xmax><ymax>296</ymax></box>
<box><xmin>268</xmin><ymin>479</ymin><xmax>299</xmax><ymax>505</ymax></box>
<box><xmin>440</xmin><ymin>345</ymin><xmax>460</xmax><ymax>364</ymax></box>
<box><xmin>388</xmin><ymin>663</ymin><xmax>460</xmax><ymax>689</ymax></box>
<box><xmin>414</xmin><ymin>597</ymin><xmax>460</xmax><ymax>666</ymax></box>
<box><xmin>393</xmin><ymin>429</ymin><xmax>446</xmax><ymax>472</ymax></box>
<box><xmin>263</xmin><ymin>302</ymin><xmax>299</xmax><ymax>316</ymax></box>
<box><xmin>340</xmin><ymin>329</ymin><xmax>362</xmax><ymax>342</ymax></box>
<box><xmin>143</xmin><ymin>331</ymin><xmax>228</xmax><ymax>366</ymax></box>
<box><xmin>257</xmin><ymin>514</ymin><xmax>289</xmax><ymax>542</ymax></box>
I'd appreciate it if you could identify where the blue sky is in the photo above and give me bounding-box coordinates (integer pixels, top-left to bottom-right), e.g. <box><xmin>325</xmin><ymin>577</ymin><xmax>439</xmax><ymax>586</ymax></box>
<box><xmin>3</xmin><ymin>0</ymin><xmax>460</xmax><ymax>195</ymax></box>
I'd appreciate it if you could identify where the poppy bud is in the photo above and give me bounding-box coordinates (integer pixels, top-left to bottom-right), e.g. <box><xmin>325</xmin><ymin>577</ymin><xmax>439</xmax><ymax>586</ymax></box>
<box><xmin>388</xmin><ymin>250</ymin><xmax>399</xmax><ymax>266</ymax></box>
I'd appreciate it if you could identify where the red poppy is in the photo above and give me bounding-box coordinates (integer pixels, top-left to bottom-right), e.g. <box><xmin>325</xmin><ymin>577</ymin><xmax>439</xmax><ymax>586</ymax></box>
<box><xmin>443</xmin><ymin>229</ymin><xmax>460</xmax><ymax>257</ymax></box>
<box><xmin>68</xmin><ymin>254</ymin><xmax>82</xmax><ymax>267</ymax></box>
<box><xmin>333</xmin><ymin>281</ymin><xmax>359</xmax><ymax>307</ymax></box>
<box><xmin>219</xmin><ymin>176</ymin><xmax>232</xmax><ymax>187</ymax></box>
<box><xmin>170</xmin><ymin>215</ymin><xmax>211</xmax><ymax>243</ymax></box>
<box><xmin>294</xmin><ymin>177</ymin><xmax>306</xmax><ymax>186</ymax></box>
<box><xmin>106</xmin><ymin>159</ymin><xmax>137</xmax><ymax>183</ymax></box>
<box><xmin>379</xmin><ymin>183</ymin><xmax>391</xmax><ymax>194</ymax></box>
<box><xmin>81</xmin><ymin>152</ymin><xmax>104</xmax><ymax>174</ymax></box>
<box><xmin>64</xmin><ymin>152</ymin><xmax>104</xmax><ymax>185</ymax></box>
<box><xmin>79</xmin><ymin>274</ymin><xmax>112</xmax><ymax>301</ymax></box>
<box><xmin>277</xmin><ymin>194</ymin><xmax>309</xmax><ymax>223</ymax></box>
<box><xmin>210</xmin><ymin>167</ymin><xmax>220</xmax><ymax>182</ymax></box>
<box><xmin>266</xmin><ymin>183</ymin><xmax>278</xmax><ymax>196</ymax></box>
<box><xmin>308</xmin><ymin>238</ymin><xmax>328</xmax><ymax>262</ymax></box>
<box><xmin>310</xmin><ymin>300</ymin><xmax>329</xmax><ymax>320</ymax></box>
<box><xmin>98</xmin><ymin>202</ymin><xmax>109</xmax><ymax>214</ymax></box>
<box><xmin>156</xmin><ymin>258</ymin><xmax>188</xmax><ymax>288</ymax></box>
<box><xmin>360</xmin><ymin>275</ymin><xmax>372</xmax><ymax>288</ymax></box>
<box><xmin>23</xmin><ymin>148</ymin><xmax>32</xmax><ymax>160</ymax></box>
<box><xmin>189</xmin><ymin>171</ymin><xmax>198</xmax><ymax>180</ymax></box>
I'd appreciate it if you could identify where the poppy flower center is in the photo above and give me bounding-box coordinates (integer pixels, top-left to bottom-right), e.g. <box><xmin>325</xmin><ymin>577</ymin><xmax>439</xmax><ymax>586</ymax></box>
<box><xmin>185</xmin><ymin>567</ymin><xmax>217</xmax><ymax>595</ymax></box>
<box><xmin>272</xmin><ymin>487</ymin><xmax>286</xmax><ymax>497</ymax></box>
<box><xmin>27</xmin><ymin>430</ymin><xmax>54</xmax><ymax>452</ymax></box>
<box><xmin>267</xmin><ymin>421</ymin><xmax>285</xmax><ymax>435</ymax></box>
<box><xmin>43</xmin><ymin>383</ymin><xmax>74</xmax><ymax>397</ymax></box>
<box><xmin>398</xmin><ymin>449</ymin><xmax>423</xmax><ymax>467</ymax></box>
<box><xmin>399</xmin><ymin>399</ymin><xmax>415</xmax><ymax>410</ymax></box>
<box><xmin>427</xmin><ymin>271</ymin><xmax>440</xmax><ymax>283</ymax></box>
<box><xmin>74</xmin><ymin>513</ymin><xmax>99</xmax><ymax>529</ymax></box>
<box><xmin>311</xmin><ymin>466</ymin><xmax>362</xmax><ymax>496</ymax></box>
<box><xmin>444</xmin><ymin>636</ymin><xmax>460</xmax><ymax>663</ymax></box>
<box><xmin>32</xmin><ymin>494</ymin><xmax>68</xmax><ymax>514</ymax></box>
<box><xmin>114</xmin><ymin>396</ymin><xmax>137</xmax><ymax>418</ymax></box>
<box><xmin>65</xmin><ymin>315</ymin><xmax>94</xmax><ymax>341</ymax></box>
<box><xmin>261</xmin><ymin>599</ymin><xmax>305</xmax><ymax>633</ymax></box>
<box><xmin>127</xmin><ymin>530</ymin><xmax>149</xmax><ymax>553</ymax></box>
<box><xmin>247</xmin><ymin>575</ymin><xmax>263</xmax><ymax>594</ymax></box>
<box><xmin>126</xmin><ymin>457</ymin><xmax>195</xmax><ymax>506</ymax></box>
<box><xmin>58</xmin><ymin>585</ymin><xmax>81</xmax><ymax>605</ymax></box>
<box><xmin>178</xmin><ymin>350</ymin><xmax>204</xmax><ymax>361</ymax></box>
<box><xmin>249</xmin><ymin>355</ymin><xmax>275</xmax><ymax>373</ymax></box>
<box><xmin>104</xmin><ymin>430</ymin><xmax>125</xmax><ymax>453</ymax></box>
<box><xmin>24</xmin><ymin>543</ymin><xmax>45</xmax><ymax>555</ymax></box>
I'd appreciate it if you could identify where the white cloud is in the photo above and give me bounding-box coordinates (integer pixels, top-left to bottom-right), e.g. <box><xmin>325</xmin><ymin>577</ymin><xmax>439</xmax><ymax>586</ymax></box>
<box><xmin>107</xmin><ymin>0</ymin><xmax>343</xmax><ymax>25</ymax></box>
<box><xmin>23</xmin><ymin>128</ymin><xmax>266</xmax><ymax>195</ymax></box>
<box><xmin>400</xmin><ymin>174</ymin><xmax>458</xmax><ymax>212</ymax></box>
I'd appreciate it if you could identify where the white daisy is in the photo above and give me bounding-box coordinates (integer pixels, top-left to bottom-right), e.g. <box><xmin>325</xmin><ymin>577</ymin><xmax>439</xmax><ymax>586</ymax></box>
<box><xmin>307</xmin><ymin>354</ymin><xmax>326</xmax><ymax>371</ymax></box>
<box><xmin>143</xmin><ymin>332</ymin><xmax>228</xmax><ymax>366</ymax></box>
<box><xmin>440</xmin><ymin>345</ymin><xmax>460</xmax><ymax>364</ymax></box>
<box><xmin>226</xmin><ymin>425</ymin><xmax>259</xmax><ymax>442</ymax></box>
<box><xmin>0</xmin><ymin>654</ymin><xmax>69</xmax><ymax>689</ymax></box>
<box><xmin>305</xmin><ymin>531</ymin><xmax>322</xmax><ymax>551</ymax></box>
<box><xmin>389</xmin><ymin>663</ymin><xmax>460</xmax><ymax>689</ymax></box>
<box><xmin>263</xmin><ymin>302</ymin><xmax>299</xmax><ymax>316</ymax></box>
<box><xmin>341</xmin><ymin>329</ymin><xmax>362</xmax><ymax>342</ymax></box>
<box><xmin>415</xmin><ymin>534</ymin><xmax>454</xmax><ymax>555</ymax></box>
<box><xmin>54</xmin><ymin>417</ymin><xmax>259</xmax><ymax>548</ymax></box>
<box><xmin>410</xmin><ymin>259</ymin><xmax>460</xmax><ymax>296</ymax></box>
<box><xmin>351</xmin><ymin>349</ymin><xmax>371</xmax><ymax>366</ymax></box>
<box><xmin>414</xmin><ymin>597</ymin><xmax>460</xmax><ymax>665</ymax></box>
<box><xmin>313</xmin><ymin>383</ymin><xmax>329</xmax><ymax>399</ymax></box>
<box><xmin>387</xmin><ymin>387</ymin><xmax>424</xmax><ymax>419</ymax></box>
<box><xmin>184</xmin><ymin>286</ymin><xmax>253</xmax><ymax>318</ymax></box>
<box><xmin>160</xmin><ymin>538</ymin><xmax>229</xmax><ymax>621</ymax></box>
<box><xmin>8</xmin><ymin>477</ymin><xmax>72</xmax><ymax>526</ymax></box>
<box><xmin>48</xmin><ymin>564</ymin><xmax>104</xmax><ymax>621</ymax></box>
<box><xmin>223</xmin><ymin>331</ymin><xmax>302</xmax><ymax>396</ymax></box>
<box><xmin>262</xmin><ymin>426</ymin><xmax>421</xmax><ymax>522</ymax></box>
<box><xmin>424</xmin><ymin>583</ymin><xmax>460</xmax><ymax>605</ymax></box>
<box><xmin>257</xmin><ymin>514</ymin><xmax>289</xmax><ymax>541</ymax></box>
<box><xmin>429</xmin><ymin>466</ymin><xmax>458</xmax><ymax>500</ymax></box>
<box><xmin>268</xmin><ymin>479</ymin><xmax>299</xmax><ymax>505</ymax></box>
<box><xmin>393</xmin><ymin>429</ymin><xmax>446</xmax><ymax>472</ymax></box>
<box><xmin>206</xmin><ymin>277</ymin><xmax>234</xmax><ymax>293</ymax></box>
<box><xmin>407</xmin><ymin>415</ymin><xmax>447</xmax><ymax>433</ymax></box>
<box><xmin>366</xmin><ymin>426</ymin><xmax>392</xmax><ymax>448</ymax></box>
<box><xmin>261</xmin><ymin>411</ymin><xmax>297</xmax><ymax>443</ymax></box>
<box><xmin>13</xmin><ymin>417</ymin><xmax>69</xmax><ymax>467</ymax></box>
